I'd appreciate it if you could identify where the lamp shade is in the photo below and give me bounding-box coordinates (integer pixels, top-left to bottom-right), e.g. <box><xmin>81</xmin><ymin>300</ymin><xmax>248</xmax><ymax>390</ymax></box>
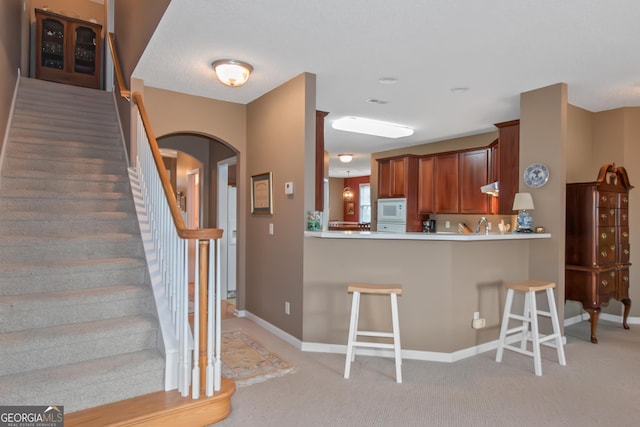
<box><xmin>512</xmin><ymin>192</ymin><xmax>534</xmax><ymax>211</ymax></box>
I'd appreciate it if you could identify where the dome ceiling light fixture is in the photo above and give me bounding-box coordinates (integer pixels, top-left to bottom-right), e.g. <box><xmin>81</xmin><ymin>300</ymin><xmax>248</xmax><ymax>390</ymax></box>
<box><xmin>211</xmin><ymin>59</ymin><xmax>253</xmax><ymax>87</ymax></box>
<box><xmin>338</xmin><ymin>154</ymin><xmax>353</xmax><ymax>163</ymax></box>
<box><xmin>332</xmin><ymin>117</ymin><xmax>414</xmax><ymax>139</ymax></box>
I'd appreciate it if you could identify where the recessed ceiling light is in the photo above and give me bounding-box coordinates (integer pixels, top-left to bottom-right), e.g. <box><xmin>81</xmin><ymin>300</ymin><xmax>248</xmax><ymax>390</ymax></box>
<box><xmin>451</xmin><ymin>87</ymin><xmax>469</xmax><ymax>93</ymax></box>
<box><xmin>366</xmin><ymin>98</ymin><xmax>389</xmax><ymax>105</ymax></box>
<box><xmin>332</xmin><ymin>117</ymin><xmax>414</xmax><ymax>139</ymax></box>
<box><xmin>378</xmin><ymin>77</ymin><xmax>398</xmax><ymax>85</ymax></box>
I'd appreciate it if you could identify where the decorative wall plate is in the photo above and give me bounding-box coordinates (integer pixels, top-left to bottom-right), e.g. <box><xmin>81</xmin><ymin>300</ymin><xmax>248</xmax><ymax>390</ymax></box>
<box><xmin>524</xmin><ymin>163</ymin><xmax>549</xmax><ymax>188</ymax></box>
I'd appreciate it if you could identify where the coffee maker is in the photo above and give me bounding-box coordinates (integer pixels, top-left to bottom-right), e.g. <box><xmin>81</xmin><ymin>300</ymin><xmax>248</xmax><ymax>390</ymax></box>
<box><xmin>422</xmin><ymin>219</ymin><xmax>436</xmax><ymax>233</ymax></box>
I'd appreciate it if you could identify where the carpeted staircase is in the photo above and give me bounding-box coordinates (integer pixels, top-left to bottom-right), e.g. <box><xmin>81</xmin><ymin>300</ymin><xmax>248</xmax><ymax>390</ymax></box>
<box><xmin>0</xmin><ymin>78</ymin><xmax>165</xmax><ymax>412</ymax></box>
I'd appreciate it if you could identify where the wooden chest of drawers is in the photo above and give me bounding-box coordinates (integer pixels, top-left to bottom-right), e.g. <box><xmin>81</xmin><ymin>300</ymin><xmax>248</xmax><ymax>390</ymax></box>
<box><xmin>565</xmin><ymin>164</ymin><xmax>633</xmax><ymax>343</ymax></box>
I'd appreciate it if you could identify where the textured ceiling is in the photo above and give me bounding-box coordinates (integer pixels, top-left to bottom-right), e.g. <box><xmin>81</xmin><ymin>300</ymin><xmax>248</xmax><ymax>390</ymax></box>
<box><xmin>135</xmin><ymin>0</ymin><xmax>640</xmax><ymax>177</ymax></box>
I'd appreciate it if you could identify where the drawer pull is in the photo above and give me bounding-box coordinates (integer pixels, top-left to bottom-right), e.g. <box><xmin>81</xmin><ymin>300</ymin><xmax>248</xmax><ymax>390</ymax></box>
<box><xmin>624</xmin><ymin>276</ymin><xmax>630</xmax><ymax>282</ymax></box>
<box><xmin>610</xmin><ymin>209</ymin><xmax>615</xmax><ymax>216</ymax></box>
<box><xmin>601</xmin><ymin>232</ymin><xmax>608</xmax><ymax>240</ymax></box>
<box><xmin>601</xmin><ymin>195</ymin><xmax>608</xmax><ymax>203</ymax></box>
<box><xmin>601</xmin><ymin>280</ymin><xmax>608</xmax><ymax>287</ymax></box>
<box><xmin>601</xmin><ymin>251</ymin><xmax>608</xmax><ymax>258</ymax></box>
<box><xmin>601</xmin><ymin>213</ymin><xmax>608</xmax><ymax>221</ymax></box>
<box><xmin>624</xmin><ymin>249</ymin><xmax>630</xmax><ymax>255</ymax></box>
<box><xmin>623</xmin><ymin>232</ymin><xmax>629</xmax><ymax>238</ymax></box>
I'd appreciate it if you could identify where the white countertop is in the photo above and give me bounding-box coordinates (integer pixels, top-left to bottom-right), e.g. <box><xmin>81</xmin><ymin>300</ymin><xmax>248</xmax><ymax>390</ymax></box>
<box><xmin>305</xmin><ymin>230</ymin><xmax>551</xmax><ymax>241</ymax></box>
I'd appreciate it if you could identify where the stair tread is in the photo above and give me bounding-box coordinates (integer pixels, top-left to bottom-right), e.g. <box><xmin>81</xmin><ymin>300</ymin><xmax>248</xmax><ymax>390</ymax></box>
<box><xmin>0</xmin><ymin>349</ymin><xmax>165</xmax><ymax>408</ymax></box>
<box><xmin>0</xmin><ymin>255</ymin><xmax>146</xmax><ymax>271</ymax></box>
<box><xmin>0</xmin><ymin>314</ymin><xmax>158</xmax><ymax>353</ymax></box>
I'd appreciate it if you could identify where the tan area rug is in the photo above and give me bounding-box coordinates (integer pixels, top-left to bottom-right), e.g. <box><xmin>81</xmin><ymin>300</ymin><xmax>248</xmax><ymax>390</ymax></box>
<box><xmin>221</xmin><ymin>330</ymin><xmax>295</xmax><ymax>386</ymax></box>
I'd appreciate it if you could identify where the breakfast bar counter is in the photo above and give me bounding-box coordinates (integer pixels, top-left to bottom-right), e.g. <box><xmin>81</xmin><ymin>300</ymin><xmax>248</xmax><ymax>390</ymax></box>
<box><xmin>302</xmin><ymin>231</ymin><xmax>551</xmax><ymax>359</ymax></box>
<box><xmin>305</xmin><ymin>230</ymin><xmax>551</xmax><ymax>241</ymax></box>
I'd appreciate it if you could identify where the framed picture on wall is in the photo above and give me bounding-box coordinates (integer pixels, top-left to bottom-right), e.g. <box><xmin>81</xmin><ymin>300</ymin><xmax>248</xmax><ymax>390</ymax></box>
<box><xmin>251</xmin><ymin>172</ymin><xmax>273</xmax><ymax>214</ymax></box>
<box><xmin>346</xmin><ymin>202</ymin><xmax>355</xmax><ymax>215</ymax></box>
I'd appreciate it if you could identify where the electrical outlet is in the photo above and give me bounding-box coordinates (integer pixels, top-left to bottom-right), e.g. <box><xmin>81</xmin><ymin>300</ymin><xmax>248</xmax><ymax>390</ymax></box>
<box><xmin>445</xmin><ymin>220</ymin><xmax>451</xmax><ymax>229</ymax></box>
<box><xmin>285</xmin><ymin>301</ymin><xmax>290</xmax><ymax>315</ymax></box>
<box><xmin>473</xmin><ymin>312</ymin><xmax>480</xmax><ymax>320</ymax></box>
<box><xmin>269</xmin><ymin>223</ymin><xmax>274</xmax><ymax>235</ymax></box>
<box><xmin>472</xmin><ymin>318</ymin><xmax>486</xmax><ymax>329</ymax></box>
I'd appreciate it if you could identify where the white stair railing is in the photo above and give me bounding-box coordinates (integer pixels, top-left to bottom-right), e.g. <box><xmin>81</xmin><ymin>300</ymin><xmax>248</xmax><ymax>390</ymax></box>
<box><xmin>133</xmin><ymin>94</ymin><xmax>223</xmax><ymax>398</ymax></box>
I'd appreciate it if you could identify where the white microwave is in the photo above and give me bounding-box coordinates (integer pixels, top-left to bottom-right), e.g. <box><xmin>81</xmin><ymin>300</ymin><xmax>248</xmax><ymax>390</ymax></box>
<box><xmin>377</xmin><ymin>198</ymin><xmax>407</xmax><ymax>224</ymax></box>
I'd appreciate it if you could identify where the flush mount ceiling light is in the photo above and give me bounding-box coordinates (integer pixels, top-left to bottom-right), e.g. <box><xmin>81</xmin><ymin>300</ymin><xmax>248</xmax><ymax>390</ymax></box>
<box><xmin>338</xmin><ymin>154</ymin><xmax>353</xmax><ymax>163</ymax></box>
<box><xmin>366</xmin><ymin>98</ymin><xmax>389</xmax><ymax>105</ymax></box>
<box><xmin>378</xmin><ymin>77</ymin><xmax>398</xmax><ymax>84</ymax></box>
<box><xmin>211</xmin><ymin>59</ymin><xmax>253</xmax><ymax>87</ymax></box>
<box><xmin>332</xmin><ymin>117</ymin><xmax>414</xmax><ymax>139</ymax></box>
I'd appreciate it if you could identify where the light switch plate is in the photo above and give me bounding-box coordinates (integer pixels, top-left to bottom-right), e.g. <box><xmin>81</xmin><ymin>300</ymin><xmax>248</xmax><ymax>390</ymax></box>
<box><xmin>285</xmin><ymin>182</ymin><xmax>294</xmax><ymax>195</ymax></box>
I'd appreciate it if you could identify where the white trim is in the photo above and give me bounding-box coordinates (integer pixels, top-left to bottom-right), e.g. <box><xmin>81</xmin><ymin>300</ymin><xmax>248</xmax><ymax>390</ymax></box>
<box><xmin>234</xmin><ymin>310</ymin><xmax>640</xmax><ymax>364</ymax></box>
<box><xmin>236</xmin><ymin>310</ymin><xmax>303</xmax><ymax>350</ymax></box>
<box><xmin>128</xmin><ymin>168</ymin><xmax>180</xmax><ymax>390</ymax></box>
<box><xmin>0</xmin><ymin>73</ymin><xmax>21</xmax><ymax>187</ymax></box>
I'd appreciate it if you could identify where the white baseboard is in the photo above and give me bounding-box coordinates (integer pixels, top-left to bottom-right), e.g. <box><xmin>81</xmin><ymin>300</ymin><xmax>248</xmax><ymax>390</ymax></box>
<box><xmin>235</xmin><ymin>310</ymin><xmax>634</xmax><ymax>363</ymax></box>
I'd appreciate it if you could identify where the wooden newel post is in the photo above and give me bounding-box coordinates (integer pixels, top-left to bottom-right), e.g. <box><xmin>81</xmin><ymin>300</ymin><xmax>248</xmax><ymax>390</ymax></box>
<box><xmin>198</xmin><ymin>240</ymin><xmax>209</xmax><ymax>393</ymax></box>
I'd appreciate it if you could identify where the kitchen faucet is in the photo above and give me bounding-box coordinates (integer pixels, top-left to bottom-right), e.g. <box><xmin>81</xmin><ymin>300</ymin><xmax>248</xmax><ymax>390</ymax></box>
<box><xmin>476</xmin><ymin>216</ymin><xmax>489</xmax><ymax>235</ymax></box>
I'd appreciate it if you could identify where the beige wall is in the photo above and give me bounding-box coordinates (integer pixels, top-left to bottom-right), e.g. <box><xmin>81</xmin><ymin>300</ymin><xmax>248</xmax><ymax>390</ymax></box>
<box><xmin>0</xmin><ymin>0</ymin><xmax>23</xmax><ymax>158</ymax></box>
<box><xmin>139</xmin><ymin>85</ymin><xmax>248</xmax><ymax>309</ymax></box>
<box><xmin>519</xmin><ymin>84</ymin><xmax>568</xmax><ymax>323</ymax></box>
<box><xmin>566</xmin><ymin>105</ymin><xmax>594</xmax><ymax>183</ymax></box>
<box><xmin>114</xmin><ymin>0</ymin><xmax>170</xmax><ymax>155</ymax></box>
<box><xmin>328</xmin><ymin>177</ymin><xmax>345</xmax><ymax>221</ymax></box>
<box><xmin>303</xmin><ymin>237</ymin><xmax>531</xmax><ymax>352</ymax></box>
<box><xmin>245</xmin><ymin>73</ymin><xmax>316</xmax><ymax>340</ymax></box>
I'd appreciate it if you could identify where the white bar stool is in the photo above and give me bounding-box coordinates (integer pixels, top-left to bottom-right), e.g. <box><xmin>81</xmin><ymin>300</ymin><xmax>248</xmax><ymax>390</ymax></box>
<box><xmin>344</xmin><ymin>282</ymin><xmax>403</xmax><ymax>383</ymax></box>
<box><xmin>495</xmin><ymin>280</ymin><xmax>566</xmax><ymax>376</ymax></box>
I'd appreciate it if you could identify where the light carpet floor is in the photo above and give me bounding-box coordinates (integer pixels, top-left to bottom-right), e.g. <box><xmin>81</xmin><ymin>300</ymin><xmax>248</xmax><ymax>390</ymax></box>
<box><xmin>216</xmin><ymin>316</ymin><xmax>640</xmax><ymax>427</ymax></box>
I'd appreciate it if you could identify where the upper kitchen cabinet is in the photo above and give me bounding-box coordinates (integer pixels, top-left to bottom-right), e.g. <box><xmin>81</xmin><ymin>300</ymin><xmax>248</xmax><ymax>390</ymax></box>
<box><xmin>377</xmin><ymin>155</ymin><xmax>419</xmax><ymax>199</ymax></box>
<box><xmin>418</xmin><ymin>156</ymin><xmax>434</xmax><ymax>214</ymax></box>
<box><xmin>424</xmin><ymin>148</ymin><xmax>490</xmax><ymax>214</ymax></box>
<box><xmin>35</xmin><ymin>9</ymin><xmax>102</xmax><ymax>89</ymax></box>
<box><xmin>459</xmin><ymin>148</ymin><xmax>490</xmax><ymax>213</ymax></box>
<box><xmin>434</xmin><ymin>152</ymin><xmax>459</xmax><ymax>213</ymax></box>
<box><xmin>494</xmin><ymin>120</ymin><xmax>520</xmax><ymax>214</ymax></box>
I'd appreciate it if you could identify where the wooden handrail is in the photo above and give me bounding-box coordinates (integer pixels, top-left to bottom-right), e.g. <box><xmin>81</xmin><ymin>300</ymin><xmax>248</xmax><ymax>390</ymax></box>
<box><xmin>107</xmin><ymin>32</ymin><xmax>131</xmax><ymax>100</ymax></box>
<box><xmin>133</xmin><ymin>92</ymin><xmax>223</xmax><ymax>240</ymax></box>
<box><xmin>106</xmin><ymin>30</ymin><xmax>221</xmax><ymax>240</ymax></box>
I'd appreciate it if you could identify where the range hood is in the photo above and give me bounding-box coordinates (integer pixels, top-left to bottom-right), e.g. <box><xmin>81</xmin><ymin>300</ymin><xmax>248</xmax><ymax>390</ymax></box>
<box><xmin>480</xmin><ymin>181</ymin><xmax>499</xmax><ymax>196</ymax></box>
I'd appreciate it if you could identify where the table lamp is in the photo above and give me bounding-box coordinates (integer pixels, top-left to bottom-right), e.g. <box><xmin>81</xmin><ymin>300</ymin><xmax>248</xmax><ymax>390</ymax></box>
<box><xmin>513</xmin><ymin>192</ymin><xmax>534</xmax><ymax>232</ymax></box>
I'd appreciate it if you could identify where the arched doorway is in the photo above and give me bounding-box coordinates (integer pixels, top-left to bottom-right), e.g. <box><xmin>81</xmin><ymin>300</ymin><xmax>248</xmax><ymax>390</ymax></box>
<box><xmin>157</xmin><ymin>133</ymin><xmax>239</xmax><ymax>310</ymax></box>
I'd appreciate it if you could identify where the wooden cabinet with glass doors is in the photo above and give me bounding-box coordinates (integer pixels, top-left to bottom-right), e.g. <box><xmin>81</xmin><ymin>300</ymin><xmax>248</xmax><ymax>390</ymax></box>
<box><xmin>35</xmin><ymin>9</ymin><xmax>102</xmax><ymax>89</ymax></box>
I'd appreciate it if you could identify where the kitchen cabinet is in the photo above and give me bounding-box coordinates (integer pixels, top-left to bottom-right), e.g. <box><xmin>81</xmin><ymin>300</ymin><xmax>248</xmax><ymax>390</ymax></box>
<box><xmin>432</xmin><ymin>149</ymin><xmax>489</xmax><ymax>214</ymax></box>
<box><xmin>35</xmin><ymin>9</ymin><xmax>102</xmax><ymax>89</ymax></box>
<box><xmin>376</xmin><ymin>155</ymin><xmax>422</xmax><ymax>231</ymax></box>
<box><xmin>565</xmin><ymin>164</ymin><xmax>632</xmax><ymax>343</ymax></box>
<box><xmin>494</xmin><ymin>120</ymin><xmax>519</xmax><ymax>214</ymax></box>
<box><xmin>434</xmin><ymin>153</ymin><xmax>459</xmax><ymax>213</ymax></box>
<box><xmin>459</xmin><ymin>149</ymin><xmax>489</xmax><ymax>213</ymax></box>
<box><xmin>418</xmin><ymin>156</ymin><xmax>434</xmax><ymax>214</ymax></box>
<box><xmin>377</xmin><ymin>155</ymin><xmax>418</xmax><ymax>199</ymax></box>
<box><xmin>315</xmin><ymin>111</ymin><xmax>328</xmax><ymax>211</ymax></box>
